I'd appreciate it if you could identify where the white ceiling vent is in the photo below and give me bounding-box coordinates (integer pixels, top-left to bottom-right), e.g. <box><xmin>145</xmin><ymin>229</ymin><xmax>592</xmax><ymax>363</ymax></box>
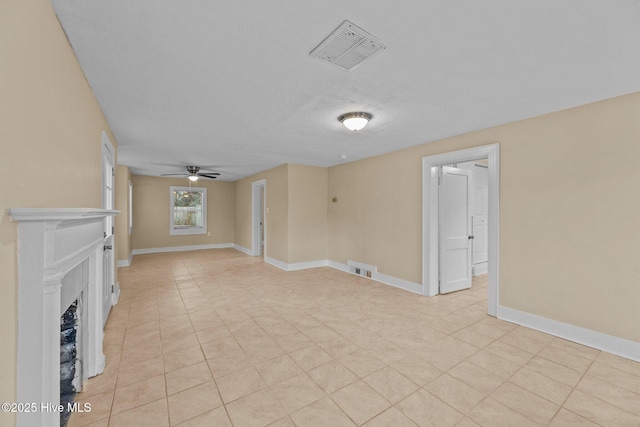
<box><xmin>310</xmin><ymin>20</ymin><xmax>386</xmax><ymax>70</ymax></box>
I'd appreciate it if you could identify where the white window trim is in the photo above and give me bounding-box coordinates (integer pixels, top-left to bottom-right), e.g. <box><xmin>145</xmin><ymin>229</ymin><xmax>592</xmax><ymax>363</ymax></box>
<box><xmin>170</xmin><ymin>186</ymin><xmax>207</xmax><ymax>236</ymax></box>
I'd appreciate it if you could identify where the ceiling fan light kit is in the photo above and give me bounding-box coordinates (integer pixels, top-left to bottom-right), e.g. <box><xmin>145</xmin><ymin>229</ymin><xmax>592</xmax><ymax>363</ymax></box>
<box><xmin>161</xmin><ymin>166</ymin><xmax>221</xmax><ymax>181</ymax></box>
<box><xmin>339</xmin><ymin>112</ymin><xmax>372</xmax><ymax>131</ymax></box>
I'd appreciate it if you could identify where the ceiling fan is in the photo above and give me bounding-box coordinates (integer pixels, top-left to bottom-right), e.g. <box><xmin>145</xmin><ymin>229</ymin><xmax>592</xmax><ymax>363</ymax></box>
<box><xmin>161</xmin><ymin>166</ymin><xmax>220</xmax><ymax>181</ymax></box>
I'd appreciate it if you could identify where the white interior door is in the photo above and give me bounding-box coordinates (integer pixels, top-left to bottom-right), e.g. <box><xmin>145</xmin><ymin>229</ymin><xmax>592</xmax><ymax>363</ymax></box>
<box><xmin>439</xmin><ymin>166</ymin><xmax>473</xmax><ymax>294</ymax></box>
<box><xmin>102</xmin><ymin>134</ymin><xmax>115</xmax><ymax>326</ymax></box>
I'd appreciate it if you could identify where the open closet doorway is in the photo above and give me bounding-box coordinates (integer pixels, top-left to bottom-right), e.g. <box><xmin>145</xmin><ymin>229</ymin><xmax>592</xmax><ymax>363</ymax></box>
<box><xmin>251</xmin><ymin>179</ymin><xmax>266</xmax><ymax>256</ymax></box>
<box><xmin>438</xmin><ymin>160</ymin><xmax>489</xmax><ymax>294</ymax></box>
<box><xmin>422</xmin><ymin>144</ymin><xmax>500</xmax><ymax>316</ymax></box>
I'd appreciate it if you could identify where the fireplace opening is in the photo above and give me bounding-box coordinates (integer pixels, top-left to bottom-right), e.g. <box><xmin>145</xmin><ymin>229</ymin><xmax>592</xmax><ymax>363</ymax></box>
<box><xmin>60</xmin><ymin>299</ymin><xmax>81</xmax><ymax>427</ymax></box>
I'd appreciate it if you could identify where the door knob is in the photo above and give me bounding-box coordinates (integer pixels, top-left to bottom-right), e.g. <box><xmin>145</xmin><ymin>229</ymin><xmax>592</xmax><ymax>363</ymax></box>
<box><xmin>468</xmin><ymin>235</ymin><xmax>475</xmax><ymax>240</ymax></box>
<box><xmin>104</xmin><ymin>245</ymin><xmax>113</xmax><ymax>251</ymax></box>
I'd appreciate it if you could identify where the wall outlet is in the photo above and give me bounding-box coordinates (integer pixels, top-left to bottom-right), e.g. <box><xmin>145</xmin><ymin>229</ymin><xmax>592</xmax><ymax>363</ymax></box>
<box><xmin>207</xmin><ymin>232</ymin><xmax>211</xmax><ymax>236</ymax></box>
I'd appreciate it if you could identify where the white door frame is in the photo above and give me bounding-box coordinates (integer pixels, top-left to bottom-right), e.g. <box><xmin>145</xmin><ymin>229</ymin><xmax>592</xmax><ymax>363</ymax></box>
<box><xmin>422</xmin><ymin>143</ymin><xmax>500</xmax><ymax>316</ymax></box>
<box><xmin>101</xmin><ymin>130</ymin><xmax>118</xmax><ymax>318</ymax></box>
<box><xmin>251</xmin><ymin>179</ymin><xmax>266</xmax><ymax>256</ymax></box>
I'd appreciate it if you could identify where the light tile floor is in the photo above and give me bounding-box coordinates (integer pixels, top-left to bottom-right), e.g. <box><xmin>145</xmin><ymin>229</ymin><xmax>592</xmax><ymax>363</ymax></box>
<box><xmin>68</xmin><ymin>249</ymin><xmax>640</xmax><ymax>427</ymax></box>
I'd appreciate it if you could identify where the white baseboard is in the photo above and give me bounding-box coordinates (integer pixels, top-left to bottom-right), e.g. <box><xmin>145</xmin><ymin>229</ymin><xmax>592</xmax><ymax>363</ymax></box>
<box><xmin>328</xmin><ymin>261</ymin><xmax>422</xmax><ymax>294</ymax></box>
<box><xmin>233</xmin><ymin>244</ymin><xmax>253</xmax><ymax>256</ymax></box>
<box><xmin>473</xmin><ymin>262</ymin><xmax>488</xmax><ymax>275</ymax></box>
<box><xmin>498</xmin><ymin>305</ymin><xmax>640</xmax><ymax>362</ymax></box>
<box><xmin>117</xmin><ymin>253</ymin><xmax>133</xmax><ymax>268</ymax></box>
<box><xmin>131</xmin><ymin>243</ymin><xmax>233</xmax><ymax>255</ymax></box>
<box><xmin>264</xmin><ymin>257</ymin><xmax>328</xmax><ymax>271</ymax></box>
<box><xmin>112</xmin><ymin>283</ymin><xmax>121</xmax><ymax>305</ymax></box>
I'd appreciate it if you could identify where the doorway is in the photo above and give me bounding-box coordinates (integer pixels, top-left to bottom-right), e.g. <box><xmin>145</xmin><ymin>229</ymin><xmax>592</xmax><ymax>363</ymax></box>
<box><xmin>101</xmin><ymin>131</ymin><xmax>116</xmax><ymax>326</ymax></box>
<box><xmin>422</xmin><ymin>144</ymin><xmax>500</xmax><ymax>316</ymax></box>
<box><xmin>251</xmin><ymin>179</ymin><xmax>266</xmax><ymax>256</ymax></box>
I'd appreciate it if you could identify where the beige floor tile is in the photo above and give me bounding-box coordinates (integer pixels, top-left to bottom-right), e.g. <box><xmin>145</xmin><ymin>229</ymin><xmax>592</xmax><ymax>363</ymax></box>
<box><xmin>318</xmin><ymin>336</ymin><xmax>359</xmax><ymax>359</ymax></box>
<box><xmin>275</xmin><ymin>332</ymin><xmax>314</xmax><ymax>353</ymax></box>
<box><xmin>270</xmin><ymin>373</ymin><xmax>326</xmax><ymax>413</ymax></box>
<box><xmin>524</xmin><ymin>356</ymin><xmax>583</xmax><ymax>387</ymax></box>
<box><xmin>225</xmin><ymin>388</ymin><xmax>286</xmax><ymax>427</ymax></box>
<box><xmin>109</xmin><ymin>398</ymin><xmax>169</xmax><ymax>427</ymax></box>
<box><xmin>255</xmin><ymin>354</ymin><xmax>303</xmax><ymax>386</ymax></box>
<box><xmin>538</xmin><ymin>344</ymin><xmax>594</xmax><ymax>372</ymax></box>
<box><xmin>161</xmin><ymin>332</ymin><xmax>200</xmax><ymax>354</ymax></box>
<box><xmin>576</xmin><ymin>374</ymin><xmax>640</xmax><ymax>415</ymax></box>
<box><xmin>267</xmin><ymin>417</ymin><xmax>295</xmax><ymax>427</ymax></box>
<box><xmin>261</xmin><ymin>321</ymin><xmax>299</xmax><ymax>338</ymax></box>
<box><xmin>308</xmin><ymin>360</ymin><xmax>359</xmax><ymax>394</ymax></box>
<box><xmin>595</xmin><ymin>351</ymin><xmax>640</xmax><ymax>376</ymax></box>
<box><xmin>163</xmin><ymin>345</ymin><xmax>205</xmax><ymax>373</ymax></box>
<box><xmin>216</xmin><ymin>366</ymin><xmax>267</xmax><ymax>403</ymax></box>
<box><xmin>331</xmin><ymin>380</ymin><xmax>391</xmax><ymax>425</ymax></box>
<box><xmin>289</xmin><ymin>345</ymin><xmax>334</xmax><ymax>371</ymax></box>
<box><xmin>303</xmin><ymin>325</ymin><xmax>341</xmax><ymax>343</ymax></box>
<box><xmin>200</xmin><ymin>336</ymin><xmax>243</xmax><ymax>360</ymax></box>
<box><xmin>195</xmin><ymin>325</ymin><xmax>231</xmax><ymax>344</ymax></box>
<box><xmin>290</xmin><ymin>397</ymin><xmax>356</xmax><ymax>427</ymax></box>
<box><xmin>452</xmin><ymin>327</ymin><xmax>496</xmax><ymax>349</ymax></box>
<box><xmin>206</xmin><ymin>352</ymin><xmax>252</xmax><ymax>378</ymax></box>
<box><xmin>165</xmin><ymin>361</ymin><xmax>212</xmax><ymax>395</ymax></box>
<box><xmin>340</xmin><ymin>349</ymin><xmax>387</xmax><ymax>378</ymax></box>
<box><xmin>587</xmin><ymin>361</ymin><xmax>640</xmax><ymax>393</ymax></box>
<box><xmin>490</xmin><ymin>381</ymin><xmax>559</xmax><ymax>425</ymax></box>
<box><xmin>484</xmin><ymin>340</ymin><xmax>533</xmax><ymax>366</ymax></box>
<box><xmin>508</xmin><ymin>367</ymin><xmax>572</xmax><ymax>405</ymax></box>
<box><xmin>396</xmin><ymin>388</ymin><xmax>463</xmax><ymax>427</ymax></box>
<box><xmin>466</xmin><ymin>349</ymin><xmax>520</xmax><ymax>380</ymax></box>
<box><xmin>67</xmin><ymin>390</ymin><xmax>113</xmax><ymax>427</ymax></box>
<box><xmin>167</xmin><ymin>381</ymin><xmax>223</xmax><ymax>425</ymax></box>
<box><xmin>363</xmin><ymin>366</ymin><xmax>420</xmax><ymax>404</ymax></box>
<box><xmin>453</xmin><ymin>417</ymin><xmax>482</xmax><ymax>427</ymax></box>
<box><xmin>494</xmin><ymin>330</ymin><xmax>547</xmax><ymax>354</ymax></box>
<box><xmin>446</xmin><ymin>360</ymin><xmax>503</xmax><ymax>395</ymax></box>
<box><xmin>422</xmin><ymin>337</ymin><xmax>479</xmax><ymax>371</ymax></box>
<box><xmin>548</xmin><ymin>337</ymin><xmax>600</xmax><ymax>360</ymax></box>
<box><xmin>111</xmin><ymin>375</ymin><xmax>166</xmax><ymax>415</ymax></box>
<box><xmin>115</xmin><ymin>355</ymin><xmax>164</xmax><ymax>388</ymax></box>
<box><xmin>364</xmin><ymin>407</ymin><xmax>418</xmax><ymax>427</ymax></box>
<box><xmin>467</xmin><ymin>398</ymin><xmax>538</xmax><ymax>427</ymax></box>
<box><xmin>390</xmin><ymin>354</ymin><xmax>442</xmax><ymax>386</ymax></box>
<box><xmin>100</xmin><ymin>250</ymin><xmax>639</xmax><ymax>427</ymax></box>
<box><xmin>425</xmin><ymin>374</ymin><xmax>486</xmax><ymax>413</ymax></box>
<box><xmin>564</xmin><ymin>389</ymin><xmax>640</xmax><ymax>427</ymax></box>
<box><xmin>548</xmin><ymin>408</ymin><xmax>600</xmax><ymax>426</ymax></box>
<box><xmin>173</xmin><ymin>406</ymin><xmax>231</xmax><ymax>427</ymax></box>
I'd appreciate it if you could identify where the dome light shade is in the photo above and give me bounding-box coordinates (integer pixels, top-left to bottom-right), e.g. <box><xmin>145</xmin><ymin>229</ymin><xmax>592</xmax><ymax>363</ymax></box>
<box><xmin>188</xmin><ymin>175</ymin><xmax>199</xmax><ymax>181</ymax></box>
<box><xmin>339</xmin><ymin>112</ymin><xmax>372</xmax><ymax>131</ymax></box>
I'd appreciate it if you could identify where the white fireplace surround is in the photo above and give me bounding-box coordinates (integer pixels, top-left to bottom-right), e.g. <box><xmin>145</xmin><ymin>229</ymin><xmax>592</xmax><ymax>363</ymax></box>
<box><xmin>8</xmin><ymin>208</ymin><xmax>118</xmax><ymax>427</ymax></box>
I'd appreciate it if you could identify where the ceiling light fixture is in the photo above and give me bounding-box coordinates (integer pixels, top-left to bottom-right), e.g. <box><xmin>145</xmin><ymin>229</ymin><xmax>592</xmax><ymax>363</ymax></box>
<box><xmin>339</xmin><ymin>112</ymin><xmax>372</xmax><ymax>131</ymax></box>
<box><xmin>188</xmin><ymin>175</ymin><xmax>199</xmax><ymax>182</ymax></box>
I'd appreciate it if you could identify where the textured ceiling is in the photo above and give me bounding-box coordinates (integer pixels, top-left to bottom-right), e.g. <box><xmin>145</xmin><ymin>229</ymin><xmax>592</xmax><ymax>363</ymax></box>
<box><xmin>51</xmin><ymin>0</ymin><xmax>640</xmax><ymax>181</ymax></box>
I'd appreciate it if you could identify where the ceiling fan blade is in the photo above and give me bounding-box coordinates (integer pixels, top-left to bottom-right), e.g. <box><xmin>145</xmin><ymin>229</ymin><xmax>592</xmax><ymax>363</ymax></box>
<box><xmin>160</xmin><ymin>173</ymin><xmax>188</xmax><ymax>176</ymax></box>
<box><xmin>198</xmin><ymin>173</ymin><xmax>219</xmax><ymax>179</ymax></box>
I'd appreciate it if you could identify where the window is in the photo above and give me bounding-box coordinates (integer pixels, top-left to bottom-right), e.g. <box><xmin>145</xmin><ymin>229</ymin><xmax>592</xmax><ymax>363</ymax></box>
<box><xmin>170</xmin><ymin>186</ymin><xmax>207</xmax><ymax>235</ymax></box>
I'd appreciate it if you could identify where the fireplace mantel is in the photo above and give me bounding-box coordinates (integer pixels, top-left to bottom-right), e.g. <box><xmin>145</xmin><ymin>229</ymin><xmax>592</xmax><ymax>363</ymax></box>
<box><xmin>8</xmin><ymin>208</ymin><xmax>118</xmax><ymax>427</ymax></box>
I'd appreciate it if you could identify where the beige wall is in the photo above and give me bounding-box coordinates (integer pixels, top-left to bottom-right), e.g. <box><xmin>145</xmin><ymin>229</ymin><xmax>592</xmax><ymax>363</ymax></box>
<box><xmin>328</xmin><ymin>92</ymin><xmax>640</xmax><ymax>342</ymax></box>
<box><xmin>115</xmin><ymin>166</ymin><xmax>132</xmax><ymax>264</ymax></box>
<box><xmin>131</xmin><ymin>175</ymin><xmax>235</xmax><ymax>250</ymax></box>
<box><xmin>234</xmin><ymin>165</ymin><xmax>289</xmax><ymax>262</ymax></box>
<box><xmin>234</xmin><ymin>164</ymin><xmax>328</xmax><ymax>265</ymax></box>
<box><xmin>288</xmin><ymin>164</ymin><xmax>328</xmax><ymax>264</ymax></box>
<box><xmin>0</xmin><ymin>0</ymin><xmax>117</xmax><ymax>421</ymax></box>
